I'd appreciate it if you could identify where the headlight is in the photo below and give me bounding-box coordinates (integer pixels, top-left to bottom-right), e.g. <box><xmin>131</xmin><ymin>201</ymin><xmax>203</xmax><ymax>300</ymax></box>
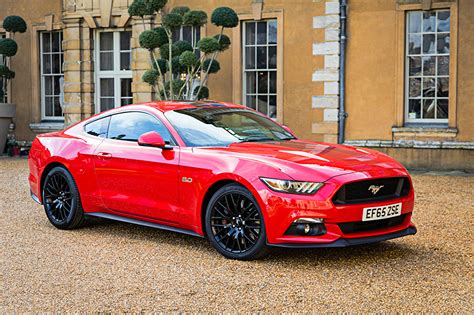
<box><xmin>260</xmin><ymin>178</ymin><xmax>324</xmax><ymax>195</ymax></box>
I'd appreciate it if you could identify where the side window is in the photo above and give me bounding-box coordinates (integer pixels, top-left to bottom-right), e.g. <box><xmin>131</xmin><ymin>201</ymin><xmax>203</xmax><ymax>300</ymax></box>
<box><xmin>84</xmin><ymin>116</ymin><xmax>110</xmax><ymax>138</ymax></box>
<box><xmin>108</xmin><ymin>112</ymin><xmax>173</xmax><ymax>143</ymax></box>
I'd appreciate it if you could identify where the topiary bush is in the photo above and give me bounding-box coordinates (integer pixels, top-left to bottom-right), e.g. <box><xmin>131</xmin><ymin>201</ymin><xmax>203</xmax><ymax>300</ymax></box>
<box><xmin>0</xmin><ymin>39</ymin><xmax>18</xmax><ymax>57</ymax></box>
<box><xmin>2</xmin><ymin>16</ymin><xmax>27</xmax><ymax>33</ymax></box>
<box><xmin>128</xmin><ymin>0</ymin><xmax>239</xmax><ymax>100</ymax></box>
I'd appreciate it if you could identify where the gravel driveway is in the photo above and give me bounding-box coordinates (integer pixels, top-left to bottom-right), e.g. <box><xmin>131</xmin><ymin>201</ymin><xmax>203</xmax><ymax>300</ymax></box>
<box><xmin>1</xmin><ymin>158</ymin><xmax>472</xmax><ymax>312</ymax></box>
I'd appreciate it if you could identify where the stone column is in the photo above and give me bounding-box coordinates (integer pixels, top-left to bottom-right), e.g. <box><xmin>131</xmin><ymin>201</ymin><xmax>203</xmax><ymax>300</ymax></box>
<box><xmin>62</xmin><ymin>18</ymin><xmax>83</xmax><ymax>126</ymax></box>
<box><xmin>311</xmin><ymin>0</ymin><xmax>340</xmax><ymax>143</ymax></box>
<box><xmin>131</xmin><ymin>16</ymin><xmax>153</xmax><ymax>103</ymax></box>
<box><xmin>80</xmin><ymin>22</ymin><xmax>94</xmax><ymax>119</ymax></box>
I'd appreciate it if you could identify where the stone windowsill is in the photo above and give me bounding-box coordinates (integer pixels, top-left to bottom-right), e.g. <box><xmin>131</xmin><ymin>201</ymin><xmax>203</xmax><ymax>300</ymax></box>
<box><xmin>344</xmin><ymin>139</ymin><xmax>474</xmax><ymax>150</ymax></box>
<box><xmin>29</xmin><ymin>122</ymin><xmax>65</xmax><ymax>134</ymax></box>
<box><xmin>392</xmin><ymin>126</ymin><xmax>458</xmax><ymax>138</ymax></box>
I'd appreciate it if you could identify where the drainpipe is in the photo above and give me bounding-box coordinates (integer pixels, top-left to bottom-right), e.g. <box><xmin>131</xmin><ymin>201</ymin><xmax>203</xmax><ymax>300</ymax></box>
<box><xmin>338</xmin><ymin>0</ymin><xmax>348</xmax><ymax>144</ymax></box>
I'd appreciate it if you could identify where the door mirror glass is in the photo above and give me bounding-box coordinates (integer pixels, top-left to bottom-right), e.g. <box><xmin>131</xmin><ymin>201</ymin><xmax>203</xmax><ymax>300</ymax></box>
<box><xmin>138</xmin><ymin>131</ymin><xmax>172</xmax><ymax>149</ymax></box>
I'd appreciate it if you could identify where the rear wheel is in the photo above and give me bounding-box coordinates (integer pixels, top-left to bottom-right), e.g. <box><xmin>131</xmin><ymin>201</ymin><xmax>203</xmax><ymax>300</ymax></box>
<box><xmin>205</xmin><ymin>184</ymin><xmax>269</xmax><ymax>260</ymax></box>
<box><xmin>42</xmin><ymin>166</ymin><xmax>85</xmax><ymax>229</ymax></box>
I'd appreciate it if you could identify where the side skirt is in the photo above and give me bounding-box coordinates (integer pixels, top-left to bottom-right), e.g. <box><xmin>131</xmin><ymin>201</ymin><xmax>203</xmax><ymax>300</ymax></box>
<box><xmin>86</xmin><ymin>212</ymin><xmax>204</xmax><ymax>238</ymax></box>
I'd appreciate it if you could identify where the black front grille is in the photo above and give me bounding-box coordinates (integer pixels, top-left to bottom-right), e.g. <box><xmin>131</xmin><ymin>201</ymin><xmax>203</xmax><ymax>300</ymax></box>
<box><xmin>339</xmin><ymin>214</ymin><xmax>406</xmax><ymax>234</ymax></box>
<box><xmin>332</xmin><ymin>177</ymin><xmax>410</xmax><ymax>205</ymax></box>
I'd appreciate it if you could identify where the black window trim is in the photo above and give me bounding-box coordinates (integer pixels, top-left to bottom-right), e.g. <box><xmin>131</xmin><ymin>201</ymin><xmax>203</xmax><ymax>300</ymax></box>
<box><xmin>83</xmin><ymin>110</ymin><xmax>178</xmax><ymax>146</ymax></box>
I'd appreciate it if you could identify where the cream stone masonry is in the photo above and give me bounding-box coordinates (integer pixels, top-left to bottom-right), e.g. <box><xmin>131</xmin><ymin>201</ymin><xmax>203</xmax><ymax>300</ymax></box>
<box><xmin>312</xmin><ymin>0</ymin><xmax>341</xmax><ymax>142</ymax></box>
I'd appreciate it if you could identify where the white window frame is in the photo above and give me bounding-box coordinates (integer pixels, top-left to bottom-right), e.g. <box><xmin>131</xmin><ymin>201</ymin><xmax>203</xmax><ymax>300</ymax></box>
<box><xmin>94</xmin><ymin>29</ymin><xmax>132</xmax><ymax>113</ymax></box>
<box><xmin>405</xmin><ymin>9</ymin><xmax>450</xmax><ymax>124</ymax></box>
<box><xmin>242</xmin><ymin>20</ymin><xmax>278</xmax><ymax>119</ymax></box>
<box><xmin>40</xmin><ymin>31</ymin><xmax>64</xmax><ymax>121</ymax></box>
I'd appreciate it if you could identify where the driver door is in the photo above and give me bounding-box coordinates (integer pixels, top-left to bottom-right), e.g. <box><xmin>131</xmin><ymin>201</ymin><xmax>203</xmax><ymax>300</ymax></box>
<box><xmin>93</xmin><ymin>111</ymin><xmax>180</xmax><ymax>223</ymax></box>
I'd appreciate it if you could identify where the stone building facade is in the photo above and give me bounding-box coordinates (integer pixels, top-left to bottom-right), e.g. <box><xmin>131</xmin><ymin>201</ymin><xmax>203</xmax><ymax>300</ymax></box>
<box><xmin>1</xmin><ymin>0</ymin><xmax>473</xmax><ymax>170</ymax></box>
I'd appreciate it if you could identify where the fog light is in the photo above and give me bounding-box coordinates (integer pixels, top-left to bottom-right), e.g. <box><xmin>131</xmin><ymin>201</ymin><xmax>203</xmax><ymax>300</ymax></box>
<box><xmin>286</xmin><ymin>218</ymin><xmax>327</xmax><ymax>237</ymax></box>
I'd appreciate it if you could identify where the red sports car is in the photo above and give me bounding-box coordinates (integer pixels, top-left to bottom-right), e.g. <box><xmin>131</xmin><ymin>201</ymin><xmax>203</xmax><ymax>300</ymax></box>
<box><xmin>28</xmin><ymin>101</ymin><xmax>416</xmax><ymax>260</ymax></box>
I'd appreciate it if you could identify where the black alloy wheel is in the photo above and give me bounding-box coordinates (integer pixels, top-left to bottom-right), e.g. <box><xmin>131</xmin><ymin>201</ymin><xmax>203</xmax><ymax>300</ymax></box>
<box><xmin>205</xmin><ymin>184</ymin><xmax>269</xmax><ymax>260</ymax></box>
<box><xmin>42</xmin><ymin>166</ymin><xmax>85</xmax><ymax>229</ymax></box>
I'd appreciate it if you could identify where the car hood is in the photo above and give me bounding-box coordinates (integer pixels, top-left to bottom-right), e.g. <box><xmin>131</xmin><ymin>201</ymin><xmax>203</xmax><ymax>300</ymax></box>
<box><xmin>197</xmin><ymin>140</ymin><xmax>406</xmax><ymax>182</ymax></box>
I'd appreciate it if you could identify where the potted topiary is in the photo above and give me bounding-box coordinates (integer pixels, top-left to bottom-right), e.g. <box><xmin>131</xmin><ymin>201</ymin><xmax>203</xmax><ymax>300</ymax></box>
<box><xmin>0</xmin><ymin>15</ymin><xmax>27</xmax><ymax>154</ymax></box>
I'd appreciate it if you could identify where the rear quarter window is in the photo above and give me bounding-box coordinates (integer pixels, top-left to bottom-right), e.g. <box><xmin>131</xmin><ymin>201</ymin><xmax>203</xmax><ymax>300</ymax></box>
<box><xmin>84</xmin><ymin>116</ymin><xmax>110</xmax><ymax>138</ymax></box>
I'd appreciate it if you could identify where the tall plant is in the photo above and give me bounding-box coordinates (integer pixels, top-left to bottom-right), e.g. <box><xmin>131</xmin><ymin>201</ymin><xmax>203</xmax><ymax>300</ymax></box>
<box><xmin>128</xmin><ymin>0</ymin><xmax>238</xmax><ymax>100</ymax></box>
<box><xmin>0</xmin><ymin>15</ymin><xmax>27</xmax><ymax>103</ymax></box>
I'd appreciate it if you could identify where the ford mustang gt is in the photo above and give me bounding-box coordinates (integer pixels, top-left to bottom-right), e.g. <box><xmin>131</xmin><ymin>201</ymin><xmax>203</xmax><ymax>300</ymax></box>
<box><xmin>28</xmin><ymin>101</ymin><xmax>416</xmax><ymax>260</ymax></box>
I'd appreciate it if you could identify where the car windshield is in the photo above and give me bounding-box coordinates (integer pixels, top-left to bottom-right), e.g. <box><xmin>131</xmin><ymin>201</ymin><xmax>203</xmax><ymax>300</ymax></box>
<box><xmin>164</xmin><ymin>107</ymin><xmax>295</xmax><ymax>147</ymax></box>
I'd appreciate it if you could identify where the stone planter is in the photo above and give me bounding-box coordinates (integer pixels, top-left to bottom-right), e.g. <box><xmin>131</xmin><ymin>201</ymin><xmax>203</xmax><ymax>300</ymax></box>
<box><xmin>0</xmin><ymin>103</ymin><xmax>16</xmax><ymax>154</ymax></box>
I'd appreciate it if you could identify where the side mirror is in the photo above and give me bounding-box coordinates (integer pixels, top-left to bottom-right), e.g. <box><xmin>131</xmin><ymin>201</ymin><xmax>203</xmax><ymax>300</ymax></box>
<box><xmin>138</xmin><ymin>131</ymin><xmax>172</xmax><ymax>150</ymax></box>
<box><xmin>282</xmin><ymin>125</ymin><xmax>296</xmax><ymax>137</ymax></box>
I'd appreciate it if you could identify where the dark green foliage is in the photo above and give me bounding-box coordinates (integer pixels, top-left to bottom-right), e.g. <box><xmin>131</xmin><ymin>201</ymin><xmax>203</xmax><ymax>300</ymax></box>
<box><xmin>171</xmin><ymin>56</ymin><xmax>186</xmax><ymax>74</ymax></box>
<box><xmin>179</xmin><ymin>51</ymin><xmax>198</xmax><ymax>68</ymax></box>
<box><xmin>0</xmin><ymin>39</ymin><xmax>18</xmax><ymax>57</ymax></box>
<box><xmin>162</xmin><ymin>13</ymin><xmax>183</xmax><ymax>29</ymax></box>
<box><xmin>174</xmin><ymin>40</ymin><xmax>193</xmax><ymax>55</ymax></box>
<box><xmin>170</xmin><ymin>6</ymin><xmax>190</xmax><ymax>16</ymax></box>
<box><xmin>2</xmin><ymin>16</ymin><xmax>27</xmax><ymax>33</ymax></box>
<box><xmin>0</xmin><ymin>65</ymin><xmax>10</xmax><ymax>76</ymax></box>
<box><xmin>214</xmin><ymin>34</ymin><xmax>231</xmax><ymax>51</ymax></box>
<box><xmin>197</xmin><ymin>37</ymin><xmax>220</xmax><ymax>54</ymax></box>
<box><xmin>152</xmin><ymin>58</ymin><xmax>168</xmax><ymax>73</ymax></box>
<box><xmin>160</xmin><ymin>43</ymin><xmax>180</xmax><ymax>60</ymax></box>
<box><xmin>152</xmin><ymin>27</ymin><xmax>169</xmax><ymax>46</ymax></box>
<box><xmin>147</xmin><ymin>0</ymin><xmax>167</xmax><ymax>12</ymax></box>
<box><xmin>202</xmin><ymin>59</ymin><xmax>220</xmax><ymax>74</ymax></box>
<box><xmin>0</xmin><ymin>89</ymin><xmax>3</xmax><ymax>99</ymax></box>
<box><xmin>160</xmin><ymin>79</ymin><xmax>185</xmax><ymax>97</ymax></box>
<box><xmin>183</xmin><ymin>10</ymin><xmax>207</xmax><ymax>27</ymax></box>
<box><xmin>6</xmin><ymin>69</ymin><xmax>15</xmax><ymax>79</ymax></box>
<box><xmin>139</xmin><ymin>30</ymin><xmax>166</xmax><ymax>50</ymax></box>
<box><xmin>142</xmin><ymin>69</ymin><xmax>159</xmax><ymax>85</ymax></box>
<box><xmin>211</xmin><ymin>7</ymin><xmax>239</xmax><ymax>28</ymax></box>
<box><xmin>128</xmin><ymin>0</ymin><xmax>154</xmax><ymax>17</ymax></box>
<box><xmin>193</xmin><ymin>86</ymin><xmax>209</xmax><ymax>100</ymax></box>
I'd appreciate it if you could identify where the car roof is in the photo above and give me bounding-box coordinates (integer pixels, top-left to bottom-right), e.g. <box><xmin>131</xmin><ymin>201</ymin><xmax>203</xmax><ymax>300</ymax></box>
<box><xmin>128</xmin><ymin>100</ymin><xmax>246</xmax><ymax>112</ymax></box>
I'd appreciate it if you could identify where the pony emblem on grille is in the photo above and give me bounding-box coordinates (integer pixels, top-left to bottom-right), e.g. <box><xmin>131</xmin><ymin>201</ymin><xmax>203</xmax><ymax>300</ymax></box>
<box><xmin>368</xmin><ymin>185</ymin><xmax>384</xmax><ymax>195</ymax></box>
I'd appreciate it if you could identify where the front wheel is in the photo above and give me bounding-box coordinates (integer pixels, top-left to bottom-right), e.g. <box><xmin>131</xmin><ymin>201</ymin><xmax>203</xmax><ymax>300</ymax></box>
<box><xmin>42</xmin><ymin>166</ymin><xmax>85</xmax><ymax>229</ymax></box>
<box><xmin>204</xmin><ymin>184</ymin><xmax>269</xmax><ymax>260</ymax></box>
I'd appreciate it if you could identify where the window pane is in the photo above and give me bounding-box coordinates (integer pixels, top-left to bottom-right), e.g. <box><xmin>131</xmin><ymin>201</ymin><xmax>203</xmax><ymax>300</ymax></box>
<box><xmin>100</xmin><ymin>78</ymin><xmax>114</xmax><ymax>97</ymax></box>
<box><xmin>408</xmin><ymin>12</ymin><xmax>422</xmax><ymax>33</ymax></box>
<box><xmin>245</xmin><ymin>47</ymin><xmax>255</xmax><ymax>69</ymax></box>
<box><xmin>409</xmin><ymin>78</ymin><xmax>421</xmax><ymax>98</ymax></box>
<box><xmin>172</xmin><ymin>28</ymin><xmax>180</xmax><ymax>42</ymax></box>
<box><xmin>268</xmin><ymin>20</ymin><xmax>277</xmax><ymax>44</ymax></box>
<box><xmin>100</xmin><ymin>32</ymin><xmax>113</xmax><ymax>51</ymax></box>
<box><xmin>408</xmin><ymin>99</ymin><xmax>421</xmax><ymax>119</ymax></box>
<box><xmin>423</xmin><ymin>77</ymin><xmax>435</xmax><ymax>97</ymax></box>
<box><xmin>108</xmin><ymin>112</ymin><xmax>172</xmax><ymax>143</ymax></box>
<box><xmin>423</xmin><ymin>12</ymin><xmax>436</xmax><ymax>32</ymax></box>
<box><xmin>52</xmin><ymin>54</ymin><xmax>61</xmax><ymax>73</ymax></box>
<box><xmin>422</xmin><ymin>56</ymin><xmax>435</xmax><ymax>75</ymax></box>
<box><xmin>120</xmin><ymin>31</ymin><xmax>131</xmax><ymax>51</ymax></box>
<box><xmin>120</xmin><ymin>52</ymin><xmax>131</xmax><ymax>70</ymax></box>
<box><xmin>437</xmin><ymin>77</ymin><xmax>449</xmax><ymax>97</ymax></box>
<box><xmin>42</xmin><ymin>55</ymin><xmax>52</xmax><ymax>74</ymax></box>
<box><xmin>269</xmin><ymin>71</ymin><xmax>276</xmax><ymax>93</ymax></box>
<box><xmin>44</xmin><ymin>76</ymin><xmax>53</xmax><ymax>95</ymax></box>
<box><xmin>121</xmin><ymin>78</ymin><xmax>132</xmax><ymax>98</ymax></box>
<box><xmin>408</xmin><ymin>34</ymin><xmax>421</xmax><ymax>54</ymax></box>
<box><xmin>423</xmin><ymin>99</ymin><xmax>435</xmax><ymax>118</ymax></box>
<box><xmin>100</xmin><ymin>98</ymin><xmax>115</xmax><ymax>112</ymax></box>
<box><xmin>246</xmin><ymin>72</ymin><xmax>256</xmax><ymax>94</ymax></box>
<box><xmin>54</xmin><ymin>97</ymin><xmax>62</xmax><ymax>116</ymax></box>
<box><xmin>437</xmin><ymin>11</ymin><xmax>450</xmax><ymax>32</ymax></box>
<box><xmin>437</xmin><ymin>56</ymin><xmax>449</xmax><ymax>75</ymax></box>
<box><xmin>409</xmin><ymin>57</ymin><xmax>421</xmax><ymax>76</ymax></box>
<box><xmin>45</xmin><ymin>96</ymin><xmax>54</xmax><ymax>116</ymax></box>
<box><xmin>42</xmin><ymin>33</ymin><xmax>51</xmax><ymax>53</ymax></box>
<box><xmin>257</xmin><ymin>95</ymin><xmax>268</xmax><ymax>115</ymax></box>
<box><xmin>437</xmin><ymin>33</ymin><xmax>450</xmax><ymax>54</ymax></box>
<box><xmin>269</xmin><ymin>95</ymin><xmax>277</xmax><ymax>119</ymax></box>
<box><xmin>121</xmin><ymin>98</ymin><xmax>133</xmax><ymax>106</ymax></box>
<box><xmin>53</xmin><ymin>76</ymin><xmax>61</xmax><ymax>96</ymax></box>
<box><xmin>436</xmin><ymin>99</ymin><xmax>448</xmax><ymax>119</ymax></box>
<box><xmin>182</xmin><ymin>26</ymin><xmax>192</xmax><ymax>43</ymax></box>
<box><xmin>422</xmin><ymin>34</ymin><xmax>435</xmax><ymax>54</ymax></box>
<box><xmin>256</xmin><ymin>47</ymin><xmax>266</xmax><ymax>69</ymax></box>
<box><xmin>257</xmin><ymin>22</ymin><xmax>267</xmax><ymax>45</ymax></box>
<box><xmin>100</xmin><ymin>52</ymin><xmax>114</xmax><ymax>71</ymax></box>
<box><xmin>268</xmin><ymin>46</ymin><xmax>277</xmax><ymax>69</ymax></box>
<box><xmin>85</xmin><ymin>117</ymin><xmax>110</xmax><ymax>138</ymax></box>
<box><xmin>246</xmin><ymin>95</ymin><xmax>256</xmax><ymax>110</ymax></box>
<box><xmin>245</xmin><ymin>22</ymin><xmax>255</xmax><ymax>45</ymax></box>
<box><xmin>52</xmin><ymin>32</ymin><xmax>61</xmax><ymax>52</ymax></box>
<box><xmin>257</xmin><ymin>72</ymin><xmax>268</xmax><ymax>94</ymax></box>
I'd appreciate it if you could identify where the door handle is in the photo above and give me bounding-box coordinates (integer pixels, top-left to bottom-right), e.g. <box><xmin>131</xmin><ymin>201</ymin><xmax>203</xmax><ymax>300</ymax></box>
<box><xmin>96</xmin><ymin>152</ymin><xmax>112</xmax><ymax>160</ymax></box>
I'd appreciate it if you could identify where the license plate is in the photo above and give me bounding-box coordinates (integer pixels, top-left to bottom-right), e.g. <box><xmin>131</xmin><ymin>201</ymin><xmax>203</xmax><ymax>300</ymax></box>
<box><xmin>362</xmin><ymin>203</ymin><xmax>402</xmax><ymax>221</ymax></box>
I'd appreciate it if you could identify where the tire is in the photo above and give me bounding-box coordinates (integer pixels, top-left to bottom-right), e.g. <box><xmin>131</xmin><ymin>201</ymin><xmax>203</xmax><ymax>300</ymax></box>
<box><xmin>42</xmin><ymin>166</ymin><xmax>85</xmax><ymax>230</ymax></box>
<box><xmin>204</xmin><ymin>184</ymin><xmax>270</xmax><ymax>260</ymax></box>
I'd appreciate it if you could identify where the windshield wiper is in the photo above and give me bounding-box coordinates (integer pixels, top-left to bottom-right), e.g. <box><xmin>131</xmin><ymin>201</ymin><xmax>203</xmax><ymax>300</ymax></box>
<box><xmin>239</xmin><ymin>137</ymin><xmax>274</xmax><ymax>143</ymax></box>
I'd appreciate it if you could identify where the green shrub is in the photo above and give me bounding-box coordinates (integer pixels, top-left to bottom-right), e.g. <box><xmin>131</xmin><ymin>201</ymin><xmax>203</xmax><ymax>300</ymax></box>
<box><xmin>214</xmin><ymin>34</ymin><xmax>231</xmax><ymax>51</ymax></box>
<box><xmin>160</xmin><ymin>43</ymin><xmax>180</xmax><ymax>60</ymax></box>
<box><xmin>2</xmin><ymin>16</ymin><xmax>27</xmax><ymax>33</ymax></box>
<box><xmin>142</xmin><ymin>69</ymin><xmax>159</xmax><ymax>85</ymax></box>
<box><xmin>160</xmin><ymin>79</ymin><xmax>185</xmax><ymax>97</ymax></box>
<box><xmin>174</xmin><ymin>40</ymin><xmax>193</xmax><ymax>55</ymax></box>
<box><xmin>197</xmin><ymin>37</ymin><xmax>220</xmax><ymax>54</ymax></box>
<box><xmin>211</xmin><ymin>7</ymin><xmax>239</xmax><ymax>28</ymax></box>
<box><xmin>193</xmin><ymin>86</ymin><xmax>209</xmax><ymax>100</ymax></box>
<box><xmin>152</xmin><ymin>58</ymin><xmax>168</xmax><ymax>73</ymax></box>
<box><xmin>170</xmin><ymin>6</ymin><xmax>190</xmax><ymax>16</ymax></box>
<box><xmin>183</xmin><ymin>10</ymin><xmax>207</xmax><ymax>27</ymax></box>
<box><xmin>202</xmin><ymin>59</ymin><xmax>220</xmax><ymax>73</ymax></box>
<box><xmin>147</xmin><ymin>0</ymin><xmax>167</xmax><ymax>12</ymax></box>
<box><xmin>128</xmin><ymin>0</ymin><xmax>154</xmax><ymax>17</ymax></box>
<box><xmin>0</xmin><ymin>39</ymin><xmax>18</xmax><ymax>57</ymax></box>
<box><xmin>171</xmin><ymin>56</ymin><xmax>186</xmax><ymax>74</ymax></box>
<box><xmin>162</xmin><ymin>13</ymin><xmax>183</xmax><ymax>29</ymax></box>
<box><xmin>139</xmin><ymin>30</ymin><xmax>166</xmax><ymax>50</ymax></box>
<box><xmin>179</xmin><ymin>51</ymin><xmax>198</xmax><ymax>68</ymax></box>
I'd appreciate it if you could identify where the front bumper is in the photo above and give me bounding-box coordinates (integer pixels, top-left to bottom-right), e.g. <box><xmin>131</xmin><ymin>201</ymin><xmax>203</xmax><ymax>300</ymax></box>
<box><xmin>268</xmin><ymin>226</ymin><xmax>417</xmax><ymax>248</ymax></box>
